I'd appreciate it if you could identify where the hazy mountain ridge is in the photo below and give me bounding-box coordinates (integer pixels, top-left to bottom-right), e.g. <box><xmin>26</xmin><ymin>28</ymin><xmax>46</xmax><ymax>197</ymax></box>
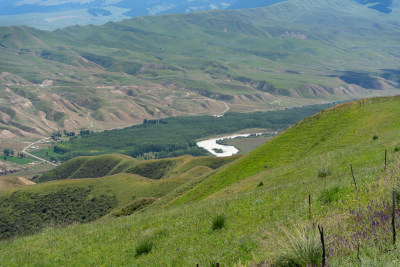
<box><xmin>0</xmin><ymin>0</ymin><xmax>396</xmax><ymax>31</ymax></box>
<box><xmin>0</xmin><ymin>0</ymin><xmax>236</xmax><ymax>16</ymax></box>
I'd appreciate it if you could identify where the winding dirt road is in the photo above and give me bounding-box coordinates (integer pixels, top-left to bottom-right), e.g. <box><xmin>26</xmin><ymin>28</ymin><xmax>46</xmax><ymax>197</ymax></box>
<box><xmin>22</xmin><ymin>138</ymin><xmax>58</xmax><ymax>167</ymax></box>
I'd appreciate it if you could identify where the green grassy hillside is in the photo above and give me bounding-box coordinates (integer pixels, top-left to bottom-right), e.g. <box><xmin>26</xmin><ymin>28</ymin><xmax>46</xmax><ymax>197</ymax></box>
<box><xmin>0</xmin><ymin>176</ymin><xmax>35</xmax><ymax>189</ymax></box>
<box><xmin>2</xmin><ymin>96</ymin><xmax>400</xmax><ymax>265</ymax></box>
<box><xmin>0</xmin><ymin>173</ymin><xmax>179</xmax><ymax>239</ymax></box>
<box><xmin>1</xmin><ymin>0</ymin><xmax>400</xmax><ymax>138</ymax></box>
<box><xmin>170</xmin><ymin>96</ymin><xmax>399</xmax><ymax>204</ymax></box>
<box><xmin>0</xmin><ymin>154</ymin><xmax>238</xmax><ymax>240</ymax></box>
<box><xmin>35</xmin><ymin>154</ymin><xmax>239</xmax><ymax>182</ymax></box>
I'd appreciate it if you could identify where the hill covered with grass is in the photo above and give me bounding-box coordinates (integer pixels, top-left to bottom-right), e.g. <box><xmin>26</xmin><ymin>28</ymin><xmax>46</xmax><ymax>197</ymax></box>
<box><xmin>0</xmin><ymin>154</ymin><xmax>238</xmax><ymax>239</ymax></box>
<box><xmin>35</xmin><ymin>153</ymin><xmax>238</xmax><ymax>182</ymax></box>
<box><xmin>1</xmin><ymin>0</ymin><xmax>400</xmax><ymax>139</ymax></box>
<box><xmin>0</xmin><ymin>176</ymin><xmax>34</xmax><ymax>189</ymax></box>
<box><xmin>2</xmin><ymin>96</ymin><xmax>400</xmax><ymax>265</ymax></box>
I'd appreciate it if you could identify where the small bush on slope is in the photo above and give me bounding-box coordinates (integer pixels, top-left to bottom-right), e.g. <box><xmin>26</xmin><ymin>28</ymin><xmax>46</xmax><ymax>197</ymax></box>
<box><xmin>135</xmin><ymin>238</ymin><xmax>153</xmax><ymax>257</ymax></box>
<box><xmin>274</xmin><ymin>226</ymin><xmax>323</xmax><ymax>267</ymax></box>
<box><xmin>317</xmin><ymin>166</ymin><xmax>331</xmax><ymax>178</ymax></box>
<box><xmin>212</xmin><ymin>214</ymin><xmax>226</xmax><ymax>230</ymax></box>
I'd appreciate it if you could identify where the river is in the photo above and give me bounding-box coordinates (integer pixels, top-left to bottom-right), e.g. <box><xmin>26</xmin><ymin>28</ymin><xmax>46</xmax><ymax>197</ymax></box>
<box><xmin>197</xmin><ymin>133</ymin><xmax>267</xmax><ymax>157</ymax></box>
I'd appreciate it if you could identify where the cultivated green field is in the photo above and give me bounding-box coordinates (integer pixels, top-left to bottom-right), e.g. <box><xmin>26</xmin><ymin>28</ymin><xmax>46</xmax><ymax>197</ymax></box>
<box><xmin>1</xmin><ymin>155</ymin><xmax>34</xmax><ymax>165</ymax></box>
<box><xmin>2</xmin><ymin>96</ymin><xmax>400</xmax><ymax>265</ymax></box>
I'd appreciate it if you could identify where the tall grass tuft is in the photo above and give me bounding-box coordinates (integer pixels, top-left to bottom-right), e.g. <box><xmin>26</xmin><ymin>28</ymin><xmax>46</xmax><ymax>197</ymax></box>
<box><xmin>317</xmin><ymin>166</ymin><xmax>331</xmax><ymax>178</ymax></box>
<box><xmin>212</xmin><ymin>214</ymin><xmax>226</xmax><ymax>230</ymax></box>
<box><xmin>273</xmin><ymin>225</ymin><xmax>323</xmax><ymax>267</ymax></box>
<box><xmin>135</xmin><ymin>238</ymin><xmax>153</xmax><ymax>257</ymax></box>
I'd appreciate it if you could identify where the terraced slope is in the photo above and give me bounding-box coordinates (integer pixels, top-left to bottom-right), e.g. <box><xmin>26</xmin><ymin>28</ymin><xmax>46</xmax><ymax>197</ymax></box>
<box><xmin>2</xmin><ymin>96</ymin><xmax>400</xmax><ymax>265</ymax></box>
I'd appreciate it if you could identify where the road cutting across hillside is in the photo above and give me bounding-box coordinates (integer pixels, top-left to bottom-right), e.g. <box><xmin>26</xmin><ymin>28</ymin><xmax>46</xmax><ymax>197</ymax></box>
<box><xmin>22</xmin><ymin>138</ymin><xmax>58</xmax><ymax>167</ymax></box>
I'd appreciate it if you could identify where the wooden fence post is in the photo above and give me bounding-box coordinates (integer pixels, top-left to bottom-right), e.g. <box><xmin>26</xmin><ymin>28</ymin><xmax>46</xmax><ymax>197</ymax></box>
<box><xmin>392</xmin><ymin>190</ymin><xmax>396</xmax><ymax>247</ymax></box>
<box><xmin>309</xmin><ymin>194</ymin><xmax>312</xmax><ymax>220</ymax></box>
<box><xmin>350</xmin><ymin>164</ymin><xmax>357</xmax><ymax>189</ymax></box>
<box><xmin>385</xmin><ymin>150</ymin><xmax>387</xmax><ymax>171</ymax></box>
<box><xmin>318</xmin><ymin>225</ymin><xmax>326</xmax><ymax>267</ymax></box>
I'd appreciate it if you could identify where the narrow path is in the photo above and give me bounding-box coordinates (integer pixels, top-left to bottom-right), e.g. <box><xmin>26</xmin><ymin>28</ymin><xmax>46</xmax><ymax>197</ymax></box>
<box><xmin>221</xmin><ymin>101</ymin><xmax>230</xmax><ymax>114</ymax></box>
<box><xmin>215</xmin><ymin>101</ymin><xmax>230</xmax><ymax>116</ymax></box>
<box><xmin>22</xmin><ymin>138</ymin><xmax>58</xmax><ymax>167</ymax></box>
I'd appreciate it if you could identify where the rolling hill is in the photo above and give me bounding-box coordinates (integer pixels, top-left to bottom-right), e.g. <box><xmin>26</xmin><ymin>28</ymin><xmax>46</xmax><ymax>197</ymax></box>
<box><xmin>1</xmin><ymin>0</ymin><xmax>395</xmax><ymax>31</ymax></box>
<box><xmin>1</xmin><ymin>96</ymin><xmax>400</xmax><ymax>265</ymax></box>
<box><xmin>1</xmin><ymin>0</ymin><xmax>400</xmax><ymax>140</ymax></box>
<box><xmin>34</xmin><ymin>153</ymin><xmax>239</xmax><ymax>182</ymax></box>
<box><xmin>0</xmin><ymin>176</ymin><xmax>35</xmax><ymax>189</ymax></box>
<box><xmin>0</xmin><ymin>153</ymin><xmax>238</xmax><ymax>239</ymax></box>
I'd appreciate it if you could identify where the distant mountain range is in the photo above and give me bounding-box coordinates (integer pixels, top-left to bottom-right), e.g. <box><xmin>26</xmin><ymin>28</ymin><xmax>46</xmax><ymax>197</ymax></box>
<box><xmin>0</xmin><ymin>0</ymin><xmax>400</xmax><ymax>139</ymax></box>
<box><xmin>0</xmin><ymin>0</ymin><xmax>235</xmax><ymax>17</ymax></box>
<box><xmin>0</xmin><ymin>0</ymin><xmax>395</xmax><ymax>30</ymax></box>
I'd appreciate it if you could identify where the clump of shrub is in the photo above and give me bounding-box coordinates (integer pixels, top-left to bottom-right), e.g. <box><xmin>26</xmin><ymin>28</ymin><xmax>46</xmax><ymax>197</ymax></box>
<box><xmin>274</xmin><ymin>226</ymin><xmax>323</xmax><ymax>267</ymax></box>
<box><xmin>258</xmin><ymin>181</ymin><xmax>264</xmax><ymax>187</ymax></box>
<box><xmin>135</xmin><ymin>238</ymin><xmax>153</xmax><ymax>257</ymax></box>
<box><xmin>394</xmin><ymin>146</ymin><xmax>400</xmax><ymax>153</ymax></box>
<box><xmin>212</xmin><ymin>214</ymin><xmax>226</xmax><ymax>230</ymax></box>
<box><xmin>0</xmin><ymin>187</ymin><xmax>117</xmax><ymax>240</ymax></box>
<box><xmin>373</xmin><ymin>135</ymin><xmax>379</xmax><ymax>140</ymax></box>
<box><xmin>317</xmin><ymin>166</ymin><xmax>331</xmax><ymax>178</ymax></box>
